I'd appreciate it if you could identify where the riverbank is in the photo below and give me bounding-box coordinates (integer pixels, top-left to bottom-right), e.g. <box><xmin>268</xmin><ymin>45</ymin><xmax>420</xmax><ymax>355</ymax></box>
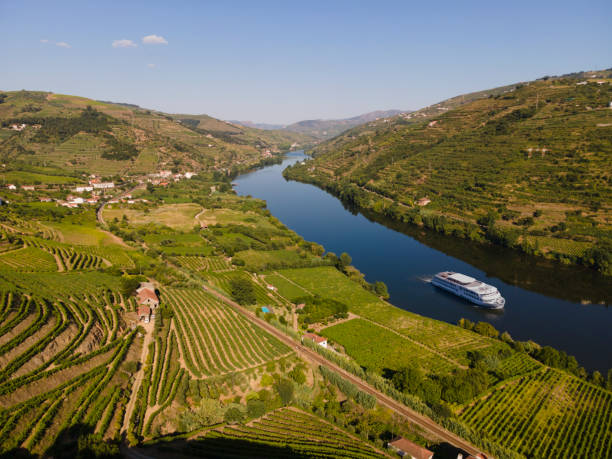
<box><xmin>283</xmin><ymin>160</ymin><xmax>611</xmax><ymax>277</ymax></box>
<box><xmin>234</xmin><ymin>151</ymin><xmax>611</xmax><ymax>373</ymax></box>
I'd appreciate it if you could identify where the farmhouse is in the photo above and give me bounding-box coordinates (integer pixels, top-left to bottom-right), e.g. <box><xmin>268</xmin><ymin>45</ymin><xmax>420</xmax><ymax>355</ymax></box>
<box><xmin>7</xmin><ymin>184</ymin><xmax>16</xmax><ymax>190</ymax></box>
<box><xmin>302</xmin><ymin>333</ymin><xmax>328</xmax><ymax>348</ymax></box>
<box><xmin>417</xmin><ymin>197</ymin><xmax>431</xmax><ymax>206</ymax></box>
<box><xmin>137</xmin><ymin>289</ymin><xmax>159</xmax><ymax>308</ymax></box>
<box><xmin>74</xmin><ymin>186</ymin><xmax>94</xmax><ymax>193</ymax></box>
<box><xmin>387</xmin><ymin>437</ymin><xmax>433</xmax><ymax>459</ymax></box>
<box><xmin>137</xmin><ymin>306</ymin><xmax>152</xmax><ymax>323</ymax></box>
<box><xmin>21</xmin><ymin>185</ymin><xmax>35</xmax><ymax>191</ymax></box>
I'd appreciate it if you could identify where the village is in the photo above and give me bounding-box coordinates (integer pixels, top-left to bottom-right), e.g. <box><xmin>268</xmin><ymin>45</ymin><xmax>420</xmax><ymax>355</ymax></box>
<box><xmin>1</xmin><ymin>168</ymin><xmax>198</xmax><ymax>208</ymax></box>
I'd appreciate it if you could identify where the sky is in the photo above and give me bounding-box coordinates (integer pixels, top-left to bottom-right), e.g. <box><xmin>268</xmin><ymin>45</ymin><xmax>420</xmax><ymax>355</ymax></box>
<box><xmin>1</xmin><ymin>1</ymin><xmax>611</xmax><ymax>124</ymax></box>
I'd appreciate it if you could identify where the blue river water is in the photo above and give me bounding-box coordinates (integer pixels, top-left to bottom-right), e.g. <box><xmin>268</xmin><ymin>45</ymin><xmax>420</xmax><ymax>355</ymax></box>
<box><xmin>234</xmin><ymin>151</ymin><xmax>611</xmax><ymax>372</ymax></box>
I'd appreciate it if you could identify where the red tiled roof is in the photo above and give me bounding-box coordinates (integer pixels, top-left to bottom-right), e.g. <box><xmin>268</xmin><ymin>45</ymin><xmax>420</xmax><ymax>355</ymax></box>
<box><xmin>389</xmin><ymin>437</ymin><xmax>433</xmax><ymax>459</ymax></box>
<box><xmin>303</xmin><ymin>333</ymin><xmax>326</xmax><ymax>344</ymax></box>
<box><xmin>137</xmin><ymin>288</ymin><xmax>158</xmax><ymax>303</ymax></box>
<box><xmin>137</xmin><ymin>306</ymin><xmax>151</xmax><ymax>316</ymax></box>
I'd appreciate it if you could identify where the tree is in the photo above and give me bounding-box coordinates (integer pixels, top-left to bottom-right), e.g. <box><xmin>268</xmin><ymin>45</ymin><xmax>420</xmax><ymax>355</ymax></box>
<box><xmin>289</xmin><ymin>366</ymin><xmax>306</xmax><ymax>385</ymax></box>
<box><xmin>229</xmin><ymin>277</ymin><xmax>256</xmax><ymax>305</ymax></box>
<box><xmin>591</xmin><ymin>370</ymin><xmax>603</xmax><ymax>387</ymax></box>
<box><xmin>247</xmin><ymin>399</ymin><xmax>266</xmax><ymax>419</ymax></box>
<box><xmin>120</xmin><ymin>276</ymin><xmax>141</xmax><ymax>297</ymax></box>
<box><xmin>339</xmin><ymin>252</ymin><xmax>352</xmax><ymax>269</ymax></box>
<box><xmin>473</xmin><ymin>321</ymin><xmax>499</xmax><ymax>338</ymax></box>
<box><xmin>224</xmin><ymin>406</ymin><xmax>245</xmax><ymax>424</ymax></box>
<box><xmin>374</xmin><ymin>281</ymin><xmax>389</xmax><ymax>299</ymax></box>
<box><xmin>274</xmin><ymin>378</ymin><xmax>295</xmax><ymax>405</ymax></box>
<box><xmin>391</xmin><ymin>365</ymin><xmax>423</xmax><ymax>394</ymax></box>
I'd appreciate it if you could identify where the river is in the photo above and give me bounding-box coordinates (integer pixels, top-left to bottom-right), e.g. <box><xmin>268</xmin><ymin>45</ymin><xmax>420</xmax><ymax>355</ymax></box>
<box><xmin>234</xmin><ymin>151</ymin><xmax>612</xmax><ymax>373</ymax></box>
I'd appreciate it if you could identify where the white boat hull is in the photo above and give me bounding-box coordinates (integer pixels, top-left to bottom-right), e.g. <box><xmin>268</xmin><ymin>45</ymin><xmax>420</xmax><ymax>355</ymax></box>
<box><xmin>432</xmin><ymin>276</ymin><xmax>505</xmax><ymax>309</ymax></box>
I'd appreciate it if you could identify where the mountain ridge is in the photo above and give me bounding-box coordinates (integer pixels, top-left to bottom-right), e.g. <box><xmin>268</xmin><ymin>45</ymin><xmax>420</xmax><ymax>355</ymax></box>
<box><xmin>284</xmin><ymin>70</ymin><xmax>612</xmax><ymax>274</ymax></box>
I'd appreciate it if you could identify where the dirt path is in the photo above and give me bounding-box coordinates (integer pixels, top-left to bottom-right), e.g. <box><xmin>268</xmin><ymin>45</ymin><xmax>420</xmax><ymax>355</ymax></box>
<box><xmin>203</xmin><ymin>283</ymin><xmax>485</xmax><ymax>458</ymax></box>
<box><xmin>194</xmin><ymin>208</ymin><xmax>207</xmax><ymax>227</ymax></box>
<box><xmin>122</xmin><ymin>321</ymin><xmax>154</xmax><ymax>435</ymax></box>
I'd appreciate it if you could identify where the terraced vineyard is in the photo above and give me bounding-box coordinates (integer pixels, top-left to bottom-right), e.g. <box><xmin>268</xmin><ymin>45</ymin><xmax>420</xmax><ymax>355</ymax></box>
<box><xmin>0</xmin><ymin>288</ymin><xmax>135</xmax><ymax>455</ymax></box>
<box><xmin>0</xmin><ymin>246</ymin><xmax>58</xmax><ymax>272</ymax></box>
<box><xmin>173</xmin><ymin>255</ymin><xmax>232</xmax><ymax>272</ymax></box>
<box><xmin>185</xmin><ymin>408</ymin><xmax>386</xmax><ymax>458</ymax></box>
<box><xmin>163</xmin><ymin>288</ymin><xmax>291</xmax><ymax>378</ymax></box>
<box><xmin>459</xmin><ymin>368</ymin><xmax>612</xmax><ymax>458</ymax></box>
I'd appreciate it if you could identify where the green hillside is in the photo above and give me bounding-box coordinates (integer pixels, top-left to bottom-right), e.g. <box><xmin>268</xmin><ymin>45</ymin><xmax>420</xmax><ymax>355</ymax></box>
<box><xmin>171</xmin><ymin>113</ymin><xmax>316</xmax><ymax>151</ymax></box>
<box><xmin>285</xmin><ymin>71</ymin><xmax>612</xmax><ymax>274</ymax></box>
<box><xmin>0</xmin><ymin>90</ymin><xmax>308</xmax><ymax>180</ymax></box>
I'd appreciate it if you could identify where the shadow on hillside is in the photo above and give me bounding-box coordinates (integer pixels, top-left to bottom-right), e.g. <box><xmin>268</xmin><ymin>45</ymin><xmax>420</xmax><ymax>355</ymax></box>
<box><xmin>137</xmin><ymin>436</ymin><xmax>315</xmax><ymax>458</ymax></box>
<box><xmin>0</xmin><ymin>424</ymin><xmax>121</xmax><ymax>459</ymax></box>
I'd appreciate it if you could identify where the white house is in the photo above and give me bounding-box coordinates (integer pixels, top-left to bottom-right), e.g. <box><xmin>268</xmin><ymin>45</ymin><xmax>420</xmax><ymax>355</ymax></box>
<box><xmin>74</xmin><ymin>186</ymin><xmax>94</xmax><ymax>193</ymax></box>
<box><xmin>93</xmin><ymin>182</ymin><xmax>115</xmax><ymax>189</ymax></box>
<box><xmin>302</xmin><ymin>333</ymin><xmax>328</xmax><ymax>349</ymax></box>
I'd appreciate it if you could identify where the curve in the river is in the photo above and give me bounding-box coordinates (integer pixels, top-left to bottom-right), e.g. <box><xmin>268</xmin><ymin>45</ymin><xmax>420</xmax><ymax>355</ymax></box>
<box><xmin>234</xmin><ymin>151</ymin><xmax>611</xmax><ymax>372</ymax></box>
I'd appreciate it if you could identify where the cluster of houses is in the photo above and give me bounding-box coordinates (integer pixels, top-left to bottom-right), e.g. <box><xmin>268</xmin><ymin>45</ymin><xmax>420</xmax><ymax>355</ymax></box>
<box><xmin>59</xmin><ymin>194</ymin><xmax>100</xmax><ymax>208</ymax></box>
<box><xmin>136</xmin><ymin>282</ymin><xmax>159</xmax><ymax>324</ymax></box>
<box><xmin>145</xmin><ymin>170</ymin><xmax>196</xmax><ymax>187</ymax></box>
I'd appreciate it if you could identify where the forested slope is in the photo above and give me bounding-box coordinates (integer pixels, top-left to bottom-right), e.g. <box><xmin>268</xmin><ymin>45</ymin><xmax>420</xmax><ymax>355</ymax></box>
<box><xmin>285</xmin><ymin>70</ymin><xmax>612</xmax><ymax>274</ymax></box>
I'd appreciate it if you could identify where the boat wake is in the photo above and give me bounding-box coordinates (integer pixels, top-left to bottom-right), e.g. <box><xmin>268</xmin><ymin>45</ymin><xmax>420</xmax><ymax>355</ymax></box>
<box><xmin>417</xmin><ymin>275</ymin><xmax>433</xmax><ymax>283</ymax></box>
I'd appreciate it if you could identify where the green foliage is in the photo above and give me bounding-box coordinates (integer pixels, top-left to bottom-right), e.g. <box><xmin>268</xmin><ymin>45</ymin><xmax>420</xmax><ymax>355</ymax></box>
<box><xmin>274</xmin><ymin>378</ymin><xmax>295</xmax><ymax>405</ymax></box>
<box><xmin>120</xmin><ymin>275</ymin><xmax>143</xmax><ymax>297</ymax></box>
<box><xmin>224</xmin><ymin>406</ymin><xmax>245</xmax><ymax>424</ymax></box>
<box><xmin>229</xmin><ymin>276</ymin><xmax>257</xmax><ymax>305</ymax></box>
<box><xmin>289</xmin><ymin>366</ymin><xmax>306</xmax><ymax>385</ymax></box>
<box><xmin>246</xmin><ymin>399</ymin><xmax>266</xmax><ymax>419</ymax></box>
<box><xmin>294</xmin><ymin>295</ymin><xmax>348</xmax><ymax>324</ymax></box>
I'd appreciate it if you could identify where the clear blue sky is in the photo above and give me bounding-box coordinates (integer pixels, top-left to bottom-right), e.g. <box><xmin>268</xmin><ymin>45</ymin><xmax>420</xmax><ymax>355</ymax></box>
<box><xmin>1</xmin><ymin>1</ymin><xmax>610</xmax><ymax>124</ymax></box>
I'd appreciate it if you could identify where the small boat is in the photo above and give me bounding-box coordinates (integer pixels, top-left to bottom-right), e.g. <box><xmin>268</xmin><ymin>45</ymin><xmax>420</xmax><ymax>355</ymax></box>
<box><xmin>432</xmin><ymin>271</ymin><xmax>505</xmax><ymax>309</ymax></box>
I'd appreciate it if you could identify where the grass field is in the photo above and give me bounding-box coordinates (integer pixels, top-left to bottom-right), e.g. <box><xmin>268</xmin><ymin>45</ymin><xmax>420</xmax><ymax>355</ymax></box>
<box><xmin>0</xmin><ymin>170</ymin><xmax>80</xmax><ymax>185</ymax></box>
<box><xmin>321</xmin><ymin>318</ymin><xmax>458</xmax><ymax>375</ymax></box>
<box><xmin>269</xmin><ymin>267</ymin><xmax>505</xmax><ymax>365</ymax></box>
<box><xmin>144</xmin><ymin>232</ymin><xmax>213</xmax><ymax>256</ymax></box>
<box><xmin>103</xmin><ymin>203</ymin><xmax>203</xmax><ymax>231</ymax></box>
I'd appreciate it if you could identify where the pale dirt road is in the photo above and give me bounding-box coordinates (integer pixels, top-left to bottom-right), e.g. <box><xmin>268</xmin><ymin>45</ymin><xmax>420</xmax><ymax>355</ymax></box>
<box><xmin>122</xmin><ymin>320</ymin><xmax>154</xmax><ymax>435</ymax></box>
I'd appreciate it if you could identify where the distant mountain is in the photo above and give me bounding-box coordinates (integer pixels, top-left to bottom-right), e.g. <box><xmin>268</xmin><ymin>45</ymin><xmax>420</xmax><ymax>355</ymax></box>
<box><xmin>231</xmin><ymin>109</ymin><xmax>408</xmax><ymax>140</ymax></box>
<box><xmin>228</xmin><ymin>120</ymin><xmax>285</xmax><ymax>130</ymax></box>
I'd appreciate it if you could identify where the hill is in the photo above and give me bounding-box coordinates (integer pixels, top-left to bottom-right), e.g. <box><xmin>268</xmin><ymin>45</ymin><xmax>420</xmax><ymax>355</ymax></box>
<box><xmin>170</xmin><ymin>113</ymin><xmax>315</xmax><ymax>151</ymax></box>
<box><xmin>284</xmin><ymin>70</ymin><xmax>612</xmax><ymax>274</ymax></box>
<box><xmin>0</xmin><ymin>90</ymin><xmax>311</xmax><ymax>181</ymax></box>
<box><xmin>232</xmin><ymin>109</ymin><xmax>407</xmax><ymax>140</ymax></box>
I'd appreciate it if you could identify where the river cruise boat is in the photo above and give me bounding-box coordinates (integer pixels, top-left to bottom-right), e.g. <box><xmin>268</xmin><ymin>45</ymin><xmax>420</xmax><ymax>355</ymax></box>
<box><xmin>432</xmin><ymin>271</ymin><xmax>505</xmax><ymax>309</ymax></box>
